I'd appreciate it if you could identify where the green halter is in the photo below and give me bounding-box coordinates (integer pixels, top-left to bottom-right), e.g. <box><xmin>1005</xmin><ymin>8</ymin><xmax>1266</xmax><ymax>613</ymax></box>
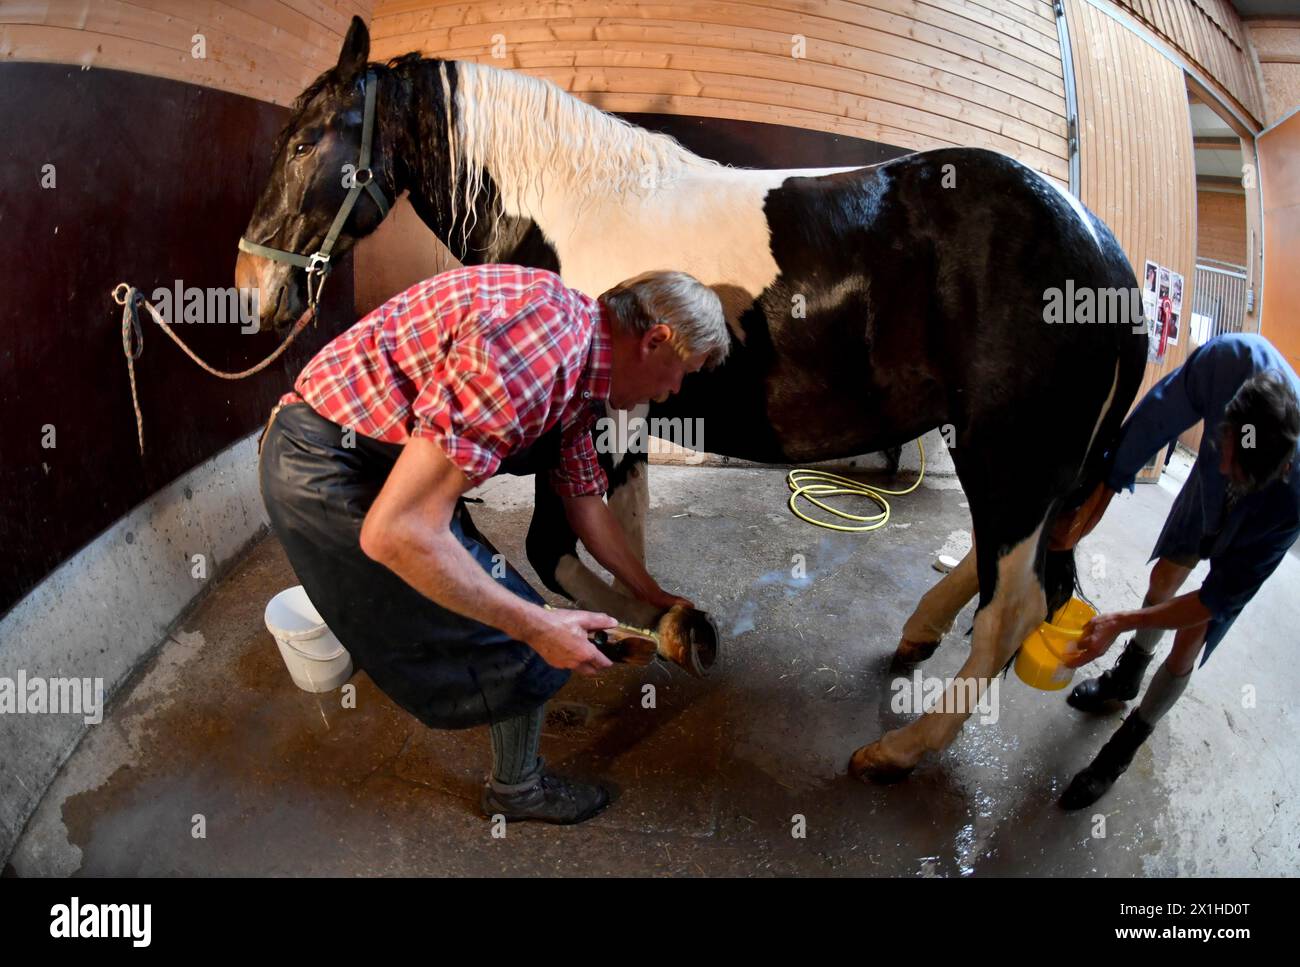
<box><xmin>238</xmin><ymin>69</ymin><xmax>389</xmax><ymax>310</ymax></box>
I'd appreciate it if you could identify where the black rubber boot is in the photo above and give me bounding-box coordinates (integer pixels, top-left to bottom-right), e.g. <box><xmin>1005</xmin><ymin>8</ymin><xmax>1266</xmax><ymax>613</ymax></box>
<box><xmin>1059</xmin><ymin>710</ymin><xmax>1155</xmax><ymax>810</ymax></box>
<box><xmin>1067</xmin><ymin>639</ymin><xmax>1154</xmax><ymax>713</ymax></box>
<box><xmin>481</xmin><ymin>762</ymin><xmax>611</xmax><ymax>825</ymax></box>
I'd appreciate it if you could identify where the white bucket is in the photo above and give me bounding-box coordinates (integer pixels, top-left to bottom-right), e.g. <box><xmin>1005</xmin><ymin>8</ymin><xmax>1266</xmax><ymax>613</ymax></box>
<box><xmin>263</xmin><ymin>586</ymin><xmax>353</xmax><ymax>693</ymax></box>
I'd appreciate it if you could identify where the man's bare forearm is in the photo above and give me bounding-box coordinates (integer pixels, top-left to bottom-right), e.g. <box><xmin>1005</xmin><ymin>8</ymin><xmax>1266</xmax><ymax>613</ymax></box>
<box><xmin>375</xmin><ymin>526</ymin><xmax>544</xmax><ymax>642</ymax></box>
<box><xmin>562</xmin><ymin>494</ymin><xmax>659</xmax><ymax>600</ymax></box>
<box><xmin>1112</xmin><ymin>591</ymin><xmax>1213</xmax><ymax>634</ymax></box>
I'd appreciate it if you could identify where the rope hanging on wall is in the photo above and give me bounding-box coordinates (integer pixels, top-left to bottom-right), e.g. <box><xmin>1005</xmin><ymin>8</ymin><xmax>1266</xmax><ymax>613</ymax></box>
<box><xmin>113</xmin><ymin>283</ymin><xmax>314</xmax><ymax>456</ymax></box>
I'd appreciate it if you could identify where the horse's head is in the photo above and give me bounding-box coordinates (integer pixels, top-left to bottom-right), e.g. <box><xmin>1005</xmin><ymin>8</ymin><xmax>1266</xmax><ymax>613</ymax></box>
<box><xmin>236</xmin><ymin>17</ymin><xmax>398</xmax><ymax>332</ymax></box>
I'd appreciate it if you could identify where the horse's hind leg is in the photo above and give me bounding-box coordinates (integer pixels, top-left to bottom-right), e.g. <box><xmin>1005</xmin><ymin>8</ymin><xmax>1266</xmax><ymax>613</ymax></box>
<box><xmin>851</xmin><ymin>513</ymin><xmax>1048</xmax><ymax>781</ymax></box>
<box><xmin>894</xmin><ymin>540</ymin><xmax>980</xmax><ymax>665</ymax></box>
<box><xmin>851</xmin><ymin>414</ymin><xmax>1075</xmax><ymax>781</ymax></box>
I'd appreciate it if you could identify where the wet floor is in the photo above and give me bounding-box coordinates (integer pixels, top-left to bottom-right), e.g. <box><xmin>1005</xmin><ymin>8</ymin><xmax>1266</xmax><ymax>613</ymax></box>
<box><xmin>10</xmin><ymin>458</ymin><xmax>1299</xmax><ymax>875</ymax></box>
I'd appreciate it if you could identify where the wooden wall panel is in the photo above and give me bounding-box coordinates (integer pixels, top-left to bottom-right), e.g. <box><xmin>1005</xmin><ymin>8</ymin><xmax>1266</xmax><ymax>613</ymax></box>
<box><xmin>1196</xmin><ymin>188</ymin><xmax>1247</xmax><ymax>265</ymax></box>
<box><xmin>1245</xmin><ymin>18</ymin><xmax>1300</xmax><ymax>127</ymax></box>
<box><xmin>1258</xmin><ymin>110</ymin><xmax>1300</xmax><ymax>377</ymax></box>
<box><xmin>370</xmin><ymin>0</ymin><xmax>1071</xmax><ymax>186</ymax></box>
<box><xmin>1066</xmin><ymin>0</ymin><xmax>1198</xmax><ymax>472</ymax></box>
<box><xmin>1105</xmin><ymin>0</ymin><xmax>1264</xmax><ymax>126</ymax></box>
<box><xmin>0</xmin><ymin>0</ymin><xmax>374</xmax><ymax>105</ymax></box>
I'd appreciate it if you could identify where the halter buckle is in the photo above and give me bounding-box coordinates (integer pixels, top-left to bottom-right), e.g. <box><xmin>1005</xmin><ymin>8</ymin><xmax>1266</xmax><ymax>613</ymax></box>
<box><xmin>353</xmin><ymin>167</ymin><xmax>374</xmax><ymax>186</ymax></box>
<box><xmin>307</xmin><ymin>252</ymin><xmax>331</xmax><ymax>276</ymax></box>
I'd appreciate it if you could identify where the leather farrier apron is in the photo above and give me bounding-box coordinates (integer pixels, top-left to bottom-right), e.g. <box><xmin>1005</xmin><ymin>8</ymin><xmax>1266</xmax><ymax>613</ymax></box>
<box><xmin>257</xmin><ymin>401</ymin><xmax>570</xmax><ymax>729</ymax></box>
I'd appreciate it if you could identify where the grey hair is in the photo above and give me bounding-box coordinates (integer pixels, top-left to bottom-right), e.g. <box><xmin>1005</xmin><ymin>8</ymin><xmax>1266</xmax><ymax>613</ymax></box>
<box><xmin>599</xmin><ymin>271</ymin><xmax>730</xmax><ymax>368</ymax></box>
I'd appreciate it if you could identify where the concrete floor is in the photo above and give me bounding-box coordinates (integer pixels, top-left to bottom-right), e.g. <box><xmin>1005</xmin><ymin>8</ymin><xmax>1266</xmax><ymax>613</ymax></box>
<box><xmin>10</xmin><ymin>453</ymin><xmax>1300</xmax><ymax>876</ymax></box>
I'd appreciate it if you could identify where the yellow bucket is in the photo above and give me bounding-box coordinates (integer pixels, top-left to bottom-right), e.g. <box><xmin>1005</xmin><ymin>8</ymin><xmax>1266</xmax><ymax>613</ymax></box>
<box><xmin>1015</xmin><ymin>596</ymin><xmax>1098</xmax><ymax>691</ymax></box>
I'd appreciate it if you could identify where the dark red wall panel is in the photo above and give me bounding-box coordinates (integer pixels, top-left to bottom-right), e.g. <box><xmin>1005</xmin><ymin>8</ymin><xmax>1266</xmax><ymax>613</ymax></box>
<box><xmin>0</xmin><ymin>63</ymin><xmax>350</xmax><ymax>616</ymax></box>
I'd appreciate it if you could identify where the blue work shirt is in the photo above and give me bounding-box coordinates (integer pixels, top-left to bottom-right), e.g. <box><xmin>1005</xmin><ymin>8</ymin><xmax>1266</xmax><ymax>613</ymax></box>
<box><xmin>1105</xmin><ymin>334</ymin><xmax>1300</xmax><ymax>660</ymax></box>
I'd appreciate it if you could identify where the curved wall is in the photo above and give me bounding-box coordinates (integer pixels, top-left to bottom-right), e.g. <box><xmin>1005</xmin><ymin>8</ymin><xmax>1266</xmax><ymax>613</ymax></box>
<box><xmin>0</xmin><ymin>2</ymin><xmax>370</xmax><ymax>865</ymax></box>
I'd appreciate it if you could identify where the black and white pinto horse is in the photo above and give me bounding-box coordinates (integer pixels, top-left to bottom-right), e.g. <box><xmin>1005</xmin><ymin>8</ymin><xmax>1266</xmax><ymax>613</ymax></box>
<box><xmin>237</xmin><ymin>18</ymin><xmax>1148</xmax><ymax>782</ymax></box>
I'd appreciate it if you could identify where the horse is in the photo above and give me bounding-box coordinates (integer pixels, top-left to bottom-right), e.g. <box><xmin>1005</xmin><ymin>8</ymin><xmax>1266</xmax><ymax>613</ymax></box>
<box><xmin>236</xmin><ymin>17</ymin><xmax>1149</xmax><ymax>782</ymax></box>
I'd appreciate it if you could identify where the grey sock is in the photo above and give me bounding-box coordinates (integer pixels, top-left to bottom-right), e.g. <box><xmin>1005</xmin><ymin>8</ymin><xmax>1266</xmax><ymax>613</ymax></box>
<box><xmin>489</xmin><ymin>704</ymin><xmax>545</xmax><ymax>789</ymax></box>
<box><xmin>1131</xmin><ymin>591</ymin><xmax>1172</xmax><ymax>654</ymax></box>
<box><xmin>1131</xmin><ymin>627</ymin><xmax>1165</xmax><ymax>654</ymax></box>
<box><xmin>1138</xmin><ymin>664</ymin><xmax>1192</xmax><ymax>725</ymax></box>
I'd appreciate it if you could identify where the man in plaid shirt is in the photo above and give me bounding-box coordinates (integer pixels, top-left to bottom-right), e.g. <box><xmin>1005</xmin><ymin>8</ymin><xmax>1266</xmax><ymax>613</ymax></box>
<box><xmin>260</xmin><ymin>264</ymin><xmax>729</xmax><ymax>824</ymax></box>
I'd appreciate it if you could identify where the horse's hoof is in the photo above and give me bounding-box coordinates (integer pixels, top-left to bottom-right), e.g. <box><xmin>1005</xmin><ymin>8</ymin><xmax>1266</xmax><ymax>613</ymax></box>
<box><xmin>892</xmin><ymin>638</ymin><xmax>939</xmax><ymax>668</ymax></box>
<box><xmin>655</xmin><ymin>606</ymin><xmax>720</xmax><ymax>678</ymax></box>
<box><xmin>849</xmin><ymin>742</ymin><xmax>916</xmax><ymax>784</ymax></box>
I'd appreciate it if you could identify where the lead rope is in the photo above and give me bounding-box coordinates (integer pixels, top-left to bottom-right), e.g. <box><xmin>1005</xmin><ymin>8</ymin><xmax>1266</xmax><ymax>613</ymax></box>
<box><xmin>113</xmin><ymin>283</ymin><xmax>315</xmax><ymax>455</ymax></box>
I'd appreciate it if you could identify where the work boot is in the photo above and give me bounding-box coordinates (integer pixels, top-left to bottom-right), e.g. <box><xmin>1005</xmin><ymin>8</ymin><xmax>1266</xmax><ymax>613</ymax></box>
<box><xmin>1067</xmin><ymin>638</ymin><xmax>1154</xmax><ymax>713</ymax></box>
<box><xmin>480</xmin><ymin>761</ymin><xmax>611</xmax><ymax>825</ymax></box>
<box><xmin>1059</xmin><ymin>710</ymin><xmax>1155</xmax><ymax>810</ymax></box>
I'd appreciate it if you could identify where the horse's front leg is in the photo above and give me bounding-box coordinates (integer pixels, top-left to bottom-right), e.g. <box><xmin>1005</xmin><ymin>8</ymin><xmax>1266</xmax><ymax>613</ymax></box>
<box><xmin>851</xmin><ymin>523</ymin><xmax>1046</xmax><ymax>781</ymax></box>
<box><xmin>606</xmin><ymin>452</ymin><xmax>649</xmax><ymax>599</ymax></box>
<box><xmin>525</xmin><ymin>457</ymin><xmax>661</xmax><ymax>628</ymax></box>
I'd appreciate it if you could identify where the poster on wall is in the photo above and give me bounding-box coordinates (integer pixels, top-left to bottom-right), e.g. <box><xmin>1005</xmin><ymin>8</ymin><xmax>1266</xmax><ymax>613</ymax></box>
<box><xmin>1144</xmin><ymin>291</ymin><xmax>1162</xmax><ymax>363</ymax></box>
<box><xmin>1167</xmin><ymin>271</ymin><xmax>1183</xmax><ymax>346</ymax></box>
<box><xmin>1142</xmin><ymin>261</ymin><xmax>1159</xmax><ymax>362</ymax></box>
<box><xmin>1149</xmin><ymin>261</ymin><xmax>1180</xmax><ymax>363</ymax></box>
<box><xmin>1142</xmin><ymin>260</ymin><xmax>1166</xmax><ymax>363</ymax></box>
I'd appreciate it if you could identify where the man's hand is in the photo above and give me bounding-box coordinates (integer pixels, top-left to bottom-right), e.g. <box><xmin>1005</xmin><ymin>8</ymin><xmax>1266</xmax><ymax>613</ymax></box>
<box><xmin>641</xmin><ymin>587</ymin><xmax>694</xmax><ymax>611</ymax></box>
<box><xmin>525</xmin><ymin>608</ymin><xmax>618</xmax><ymax>676</ymax></box>
<box><xmin>1066</xmin><ymin>592</ymin><xmax>1213</xmax><ymax>670</ymax></box>
<box><xmin>1066</xmin><ymin>612</ymin><xmax>1127</xmax><ymax>668</ymax></box>
<box><xmin>561</xmin><ymin>492</ymin><xmax>694</xmax><ymax>610</ymax></box>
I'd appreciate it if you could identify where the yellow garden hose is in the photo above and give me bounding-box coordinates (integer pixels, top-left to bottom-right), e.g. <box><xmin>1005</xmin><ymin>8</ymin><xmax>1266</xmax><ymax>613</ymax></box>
<box><xmin>786</xmin><ymin>439</ymin><xmax>926</xmax><ymax>532</ymax></box>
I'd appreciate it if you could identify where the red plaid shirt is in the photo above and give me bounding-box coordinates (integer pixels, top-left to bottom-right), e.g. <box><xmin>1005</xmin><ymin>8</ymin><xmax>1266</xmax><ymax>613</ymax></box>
<box><xmin>283</xmin><ymin>265</ymin><xmax>612</xmax><ymax>497</ymax></box>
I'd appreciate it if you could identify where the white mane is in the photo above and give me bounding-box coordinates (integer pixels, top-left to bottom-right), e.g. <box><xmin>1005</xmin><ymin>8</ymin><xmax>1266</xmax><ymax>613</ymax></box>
<box><xmin>446</xmin><ymin>60</ymin><xmax>725</xmax><ymax>250</ymax></box>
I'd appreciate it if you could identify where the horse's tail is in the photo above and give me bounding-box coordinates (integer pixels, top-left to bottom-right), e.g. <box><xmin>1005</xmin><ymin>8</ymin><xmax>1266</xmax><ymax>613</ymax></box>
<box><xmin>1045</xmin><ymin>279</ymin><xmax>1150</xmax><ymax>616</ymax></box>
<box><xmin>1069</xmin><ymin>328</ymin><xmax>1149</xmax><ymax>511</ymax></box>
